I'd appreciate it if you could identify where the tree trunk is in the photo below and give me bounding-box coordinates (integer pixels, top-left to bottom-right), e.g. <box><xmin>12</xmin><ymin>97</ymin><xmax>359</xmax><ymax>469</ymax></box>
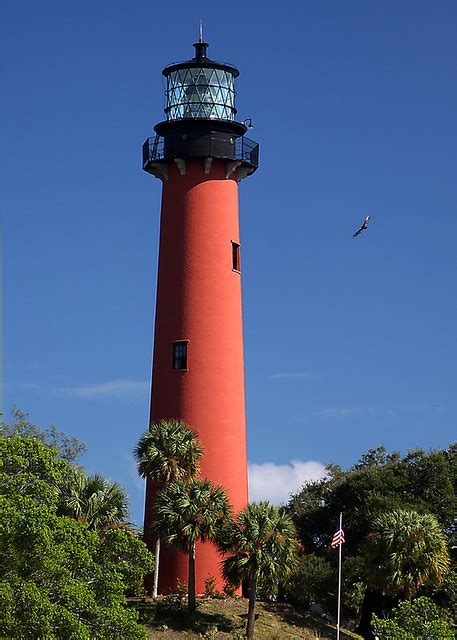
<box><xmin>356</xmin><ymin>587</ymin><xmax>381</xmax><ymax>640</ymax></box>
<box><xmin>356</xmin><ymin>587</ymin><xmax>397</xmax><ymax>640</ymax></box>
<box><xmin>246</xmin><ymin>575</ymin><xmax>257</xmax><ymax>640</ymax></box>
<box><xmin>188</xmin><ymin>540</ymin><xmax>196</xmax><ymax>613</ymax></box>
<box><xmin>152</xmin><ymin>477</ymin><xmax>170</xmax><ymax>598</ymax></box>
<box><xmin>152</xmin><ymin>536</ymin><xmax>161</xmax><ymax>598</ymax></box>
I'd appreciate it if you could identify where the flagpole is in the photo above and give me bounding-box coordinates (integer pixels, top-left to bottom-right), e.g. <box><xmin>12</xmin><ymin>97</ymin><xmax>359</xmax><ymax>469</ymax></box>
<box><xmin>336</xmin><ymin>512</ymin><xmax>343</xmax><ymax>640</ymax></box>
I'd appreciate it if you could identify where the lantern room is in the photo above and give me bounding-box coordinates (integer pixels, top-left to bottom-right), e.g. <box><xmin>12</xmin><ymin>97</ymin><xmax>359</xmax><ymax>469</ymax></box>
<box><xmin>163</xmin><ymin>40</ymin><xmax>238</xmax><ymax>122</ymax></box>
<box><xmin>142</xmin><ymin>37</ymin><xmax>259</xmax><ymax>177</ymax></box>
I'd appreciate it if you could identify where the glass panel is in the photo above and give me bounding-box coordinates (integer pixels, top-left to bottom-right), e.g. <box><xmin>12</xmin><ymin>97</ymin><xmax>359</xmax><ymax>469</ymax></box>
<box><xmin>166</xmin><ymin>66</ymin><xmax>236</xmax><ymax>121</ymax></box>
<box><xmin>212</xmin><ymin>68</ymin><xmax>222</xmax><ymax>85</ymax></box>
<box><xmin>221</xmin><ymin>70</ymin><xmax>232</xmax><ymax>89</ymax></box>
<box><xmin>178</xmin><ymin>69</ymin><xmax>190</xmax><ymax>85</ymax></box>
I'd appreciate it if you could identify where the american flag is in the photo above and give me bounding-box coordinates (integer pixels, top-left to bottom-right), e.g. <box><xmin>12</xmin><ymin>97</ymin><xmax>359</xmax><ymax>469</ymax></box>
<box><xmin>331</xmin><ymin>526</ymin><xmax>345</xmax><ymax>548</ymax></box>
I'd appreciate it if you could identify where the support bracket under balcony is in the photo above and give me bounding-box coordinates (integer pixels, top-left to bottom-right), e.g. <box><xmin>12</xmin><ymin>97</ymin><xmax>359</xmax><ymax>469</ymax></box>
<box><xmin>226</xmin><ymin>160</ymin><xmax>241</xmax><ymax>179</ymax></box>
<box><xmin>236</xmin><ymin>165</ymin><xmax>256</xmax><ymax>182</ymax></box>
<box><xmin>145</xmin><ymin>162</ymin><xmax>168</xmax><ymax>181</ymax></box>
<box><xmin>175</xmin><ymin>158</ymin><xmax>186</xmax><ymax>175</ymax></box>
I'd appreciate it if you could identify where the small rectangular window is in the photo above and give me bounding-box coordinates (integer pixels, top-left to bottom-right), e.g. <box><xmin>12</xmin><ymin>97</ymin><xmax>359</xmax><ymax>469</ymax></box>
<box><xmin>173</xmin><ymin>342</ymin><xmax>188</xmax><ymax>370</ymax></box>
<box><xmin>232</xmin><ymin>242</ymin><xmax>241</xmax><ymax>272</ymax></box>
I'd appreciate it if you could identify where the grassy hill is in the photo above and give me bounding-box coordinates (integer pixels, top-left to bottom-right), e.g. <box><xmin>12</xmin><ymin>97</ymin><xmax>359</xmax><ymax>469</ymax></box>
<box><xmin>133</xmin><ymin>596</ymin><xmax>363</xmax><ymax>639</ymax></box>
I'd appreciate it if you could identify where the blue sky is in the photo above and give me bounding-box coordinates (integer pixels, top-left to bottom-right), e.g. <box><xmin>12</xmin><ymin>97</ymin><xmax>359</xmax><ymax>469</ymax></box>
<box><xmin>2</xmin><ymin>0</ymin><xmax>456</xmax><ymax>526</ymax></box>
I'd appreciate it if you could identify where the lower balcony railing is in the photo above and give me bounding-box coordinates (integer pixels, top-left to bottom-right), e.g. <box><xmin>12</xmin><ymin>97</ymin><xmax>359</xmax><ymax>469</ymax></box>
<box><xmin>142</xmin><ymin>134</ymin><xmax>259</xmax><ymax>170</ymax></box>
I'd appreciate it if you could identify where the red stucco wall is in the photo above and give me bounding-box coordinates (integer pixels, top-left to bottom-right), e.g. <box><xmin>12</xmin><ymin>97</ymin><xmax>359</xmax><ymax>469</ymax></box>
<box><xmin>144</xmin><ymin>158</ymin><xmax>248</xmax><ymax>594</ymax></box>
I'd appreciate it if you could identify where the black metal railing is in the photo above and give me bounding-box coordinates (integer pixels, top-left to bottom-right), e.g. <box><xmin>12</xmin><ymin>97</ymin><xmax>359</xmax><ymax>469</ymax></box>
<box><xmin>142</xmin><ymin>134</ymin><xmax>259</xmax><ymax>170</ymax></box>
<box><xmin>142</xmin><ymin>136</ymin><xmax>166</xmax><ymax>165</ymax></box>
<box><xmin>235</xmin><ymin>136</ymin><xmax>259</xmax><ymax>167</ymax></box>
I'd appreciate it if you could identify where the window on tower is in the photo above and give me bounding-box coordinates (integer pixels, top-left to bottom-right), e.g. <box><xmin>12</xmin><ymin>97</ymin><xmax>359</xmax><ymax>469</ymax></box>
<box><xmin>232</xmin><ymin>242</ymin><xmax>241</xmax><ymax>272</ymax></box>
<box><xmin>173</xmin><ymin>342</ymin><xmax>188</xmax><ymax>370</ymax></box>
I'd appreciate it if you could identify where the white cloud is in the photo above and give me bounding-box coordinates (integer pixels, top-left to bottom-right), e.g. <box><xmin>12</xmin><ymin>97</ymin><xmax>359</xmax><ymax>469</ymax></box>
<box><xmin>267</xmin><ymin>372</ymin><xmax>315</xmax><ymax>380</ymax></box>
<box><xmin>248</xmin><ymin>459</ymin><xmax>327</xmax><ymax>505</ymax></box>
<box><xmin>54</xmin><ymin>379</ymin><xmax>149</xmax><ymax>399</ymax></box>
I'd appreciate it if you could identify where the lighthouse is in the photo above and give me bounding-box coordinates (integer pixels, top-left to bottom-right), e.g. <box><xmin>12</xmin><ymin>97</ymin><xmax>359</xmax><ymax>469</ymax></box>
<box><xmin>142</xmin><ymin>34</ymin><xmax>258</xmax><ymax>594</ymax></box>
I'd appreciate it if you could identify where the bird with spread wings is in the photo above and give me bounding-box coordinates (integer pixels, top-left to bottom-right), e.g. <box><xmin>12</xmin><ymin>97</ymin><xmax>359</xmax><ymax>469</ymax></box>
<box><xmin>353</xmin><ymin>215</ymin><xmax>371</xmax><ymax>238</ymax></box>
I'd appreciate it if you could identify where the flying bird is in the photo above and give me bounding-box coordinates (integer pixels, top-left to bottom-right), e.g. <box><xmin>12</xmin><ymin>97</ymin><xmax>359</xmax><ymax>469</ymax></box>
<box><xmin>353</xmin><ymin>215</ymin><xmax>371</xmax><ymax>238</ymax></box>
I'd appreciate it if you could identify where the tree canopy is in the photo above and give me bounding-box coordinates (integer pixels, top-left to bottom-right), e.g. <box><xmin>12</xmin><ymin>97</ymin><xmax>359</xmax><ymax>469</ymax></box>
<box><xmin>285</xmin><ymin>443</ymin><xmax>456</xmax><ymax>635</ymax></box>
<box><xmin>57</xmin><ymin>466</ymin><xmax>130</xmax><ymax>530</ymax></box>
<box><xmin>287</xmin><ymin>444</ymin><xmax>456</xmax><ymax>556</ymax></box>
<box><xmin>155</xmin><ymin>478</ymin><xmax>231</xmax><ymax>611</ymax></box>
<box><xmin>221</xmin><ymin>502</ymin><xmax>298</xmax><ymax>639</ymax></box>
<box><xmin>363</xmin><ymin>509</ymin><xmax>450</xmax><ymax>600</ymax></box>
<box><xmin>0</xmin><ymin>435</ymin><xmax>153</xmax><ymax>639</ymax></box>
<box><xmin>134</xmin><ymin>420</ymin><xmax>204</xmax><ymax>598</ymax></box>
<box><xmin>1</xmin><ymin>407</ymin><xmax>87</xmax><ymax>462</ymax></box>
<box><xmin>134</xmin><ymin>420</ymin><xmax>203</xmax><ymax>485</ymax></box>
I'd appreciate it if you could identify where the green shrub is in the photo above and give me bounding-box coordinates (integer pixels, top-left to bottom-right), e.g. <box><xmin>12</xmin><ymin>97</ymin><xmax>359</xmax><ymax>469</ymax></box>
<box><xmin>372</xmin><ymin>596</ymin><xmax>454</xmax><ymax>640</ymax></box>
<box><xmin>281</xmin><ymin>554</ymin><xmax>334</xmax><ymax>609</ymax></box>
<box><xmin>204</xmin><ymin>575</ymin><xmax>217</xmax><ymax>597</ymax></box>
<box><xmin>341</xmin><ymin>555</ymin><xmax>366</xmax><ymax>620</ymax></box>
<box><xmin>223</xmin><ymin>582</ymin><xmax>237</xmax><ymax>598</ymax></box>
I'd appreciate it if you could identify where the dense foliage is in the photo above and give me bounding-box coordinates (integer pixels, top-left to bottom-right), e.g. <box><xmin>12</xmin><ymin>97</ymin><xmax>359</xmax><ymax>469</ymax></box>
<box><xmin>372</xmin><ymin>596</ymin><xmax>455</xmax><ymax>640</ymax></box>
<box><xmin>288</xmin><ymin>445</ymin><xmax>456</xmax><ymax>555</ymax></box>
<box><xmin>5</xmin><ymin>409</ymin><xmax>454</xmax><ymax>639</ymax></box>
<box><xmin>281</xmin><ymin>553</ymin><xmax>335</xmax><ymax>610</ymax></box>
<box><xmin>285</xmin><ymin>444</ymin><xmax>456</xmax><ymax>635</ymax></box>
<box><xmin>57</xmin><ymin>465</ymin><xmax>130</xmax><ymax>529</ymax></box>
<box><xmin>0</xmin><ymin>435</ymin><xmax>154</xmax><ymax>639</ymax></box>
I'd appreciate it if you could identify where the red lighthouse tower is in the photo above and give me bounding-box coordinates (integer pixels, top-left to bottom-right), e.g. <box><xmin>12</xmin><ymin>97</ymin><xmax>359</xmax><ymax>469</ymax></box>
<box><xmin>142</xmin><ymin>36</ymin><xmax>258</xmax><ymax>594</ymax></box>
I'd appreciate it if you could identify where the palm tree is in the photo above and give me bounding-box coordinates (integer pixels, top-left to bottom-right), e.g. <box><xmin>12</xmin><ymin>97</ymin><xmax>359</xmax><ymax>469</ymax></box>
<box><xmin>154</xmin><ymin>478</ymin><xmax>231</xmax><ymax>612</ymax></box>
<box><xmin>134</xmin><ymin>420</ymin><xmax>203</xmax><ymax>597</ymax></box>
<box><xmin>57</xmin><ymin>467</ymin><xmax>129</xmax><ymax>530</ymax></box>
<box><xmin>220</xmin><ymin>502</ymin><xmax>298</xmax><ymax>639</ymax></box>
<box><xmin>364</xmin><ymin>509</ymin><xmax>450</xmax><ymax>601</ymax></box>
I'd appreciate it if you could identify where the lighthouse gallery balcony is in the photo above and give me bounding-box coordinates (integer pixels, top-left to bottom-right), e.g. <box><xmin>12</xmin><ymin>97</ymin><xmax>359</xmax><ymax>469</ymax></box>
<box><xmin>142</xmin><ymin>133</ymin><xmax>259</xmax><ymax>174</ymax></box>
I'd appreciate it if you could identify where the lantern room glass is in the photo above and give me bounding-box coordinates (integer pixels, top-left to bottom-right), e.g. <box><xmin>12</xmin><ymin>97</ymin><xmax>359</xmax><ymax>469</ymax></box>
<box><xmin>166</xmin><ymin>67</ymin><xmax>236</xmax><ymax>121</ymax></box>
